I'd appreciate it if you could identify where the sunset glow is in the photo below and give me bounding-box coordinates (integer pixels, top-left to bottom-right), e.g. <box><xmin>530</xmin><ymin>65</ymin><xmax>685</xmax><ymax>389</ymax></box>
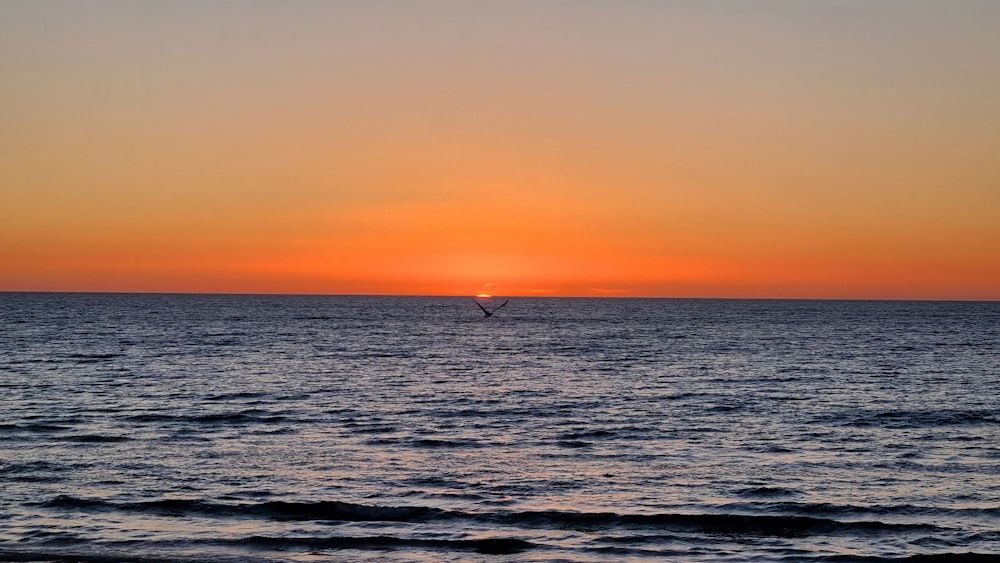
<box><xmin>2</xmin><ymin>2</ymin><xmax>998</xmax><ymax>299</ymax></box>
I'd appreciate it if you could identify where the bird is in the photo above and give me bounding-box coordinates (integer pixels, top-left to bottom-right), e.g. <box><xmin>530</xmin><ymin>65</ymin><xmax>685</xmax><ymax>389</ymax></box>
<box><xmin>475</xmin><ymin>299</ymin><xmax>509</xmax><ymax>318</ymax></box>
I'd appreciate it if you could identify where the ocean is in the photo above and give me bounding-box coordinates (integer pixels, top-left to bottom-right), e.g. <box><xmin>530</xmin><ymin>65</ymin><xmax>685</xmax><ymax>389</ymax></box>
<box><xmin>1</xmin><ymin>293</ymin><xmax>998</xmax><ymax>562</ymax></box>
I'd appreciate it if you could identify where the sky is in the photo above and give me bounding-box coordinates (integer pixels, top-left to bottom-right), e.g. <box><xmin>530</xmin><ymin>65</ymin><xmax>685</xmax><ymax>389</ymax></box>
<box><xmin>2</xmin><ymin>1</ymin><xmax>998</xmax><ymax>299</ymax></box>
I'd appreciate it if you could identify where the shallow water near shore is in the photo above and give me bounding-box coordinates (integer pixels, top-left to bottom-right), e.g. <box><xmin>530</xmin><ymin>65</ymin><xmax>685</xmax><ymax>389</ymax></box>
<box><xmin>1</xmin><ymin>293</ymin><xmax>998</xmax><ymax>561</ymax></box>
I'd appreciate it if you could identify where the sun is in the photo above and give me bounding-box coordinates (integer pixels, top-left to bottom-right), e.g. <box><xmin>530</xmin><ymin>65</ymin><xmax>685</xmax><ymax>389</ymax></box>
<box><xmin>476</xmin><ymin>293</ymin><xmax>492</xmax><ymax>298</ymax></box>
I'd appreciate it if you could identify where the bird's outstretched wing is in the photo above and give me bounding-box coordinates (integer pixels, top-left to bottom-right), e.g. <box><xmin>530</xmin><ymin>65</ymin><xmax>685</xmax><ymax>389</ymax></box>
<box><xmin>474</xmin><ymin>300</ymin><xmax>491</xmax><ymax>315</ymax></box>
<box><xmin>495</xmin><ymin>300</ymin><xmax>510</xmax><ymax>311</ymax></box>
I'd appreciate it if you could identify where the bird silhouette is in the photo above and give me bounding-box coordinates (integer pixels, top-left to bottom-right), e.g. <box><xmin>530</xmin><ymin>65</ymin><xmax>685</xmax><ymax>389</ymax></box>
<box><xmin>475</xmin><ymin>299</ymin><xmax>509</xmax><ymax>317</ymax></box>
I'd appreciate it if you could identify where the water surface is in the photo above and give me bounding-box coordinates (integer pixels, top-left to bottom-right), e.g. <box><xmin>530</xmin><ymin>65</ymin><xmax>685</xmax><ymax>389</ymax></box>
<box><xmin>2</xmin><ymin>294</ymin><xmax>998</xmax><ymax>561</ymax></box>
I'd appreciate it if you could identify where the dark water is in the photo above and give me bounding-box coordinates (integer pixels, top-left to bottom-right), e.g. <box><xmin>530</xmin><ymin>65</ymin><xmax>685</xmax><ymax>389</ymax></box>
<box><xmin>1</xmin><ymin>293</ymin><xmax>999</xmax><ymax>562</ymax></box>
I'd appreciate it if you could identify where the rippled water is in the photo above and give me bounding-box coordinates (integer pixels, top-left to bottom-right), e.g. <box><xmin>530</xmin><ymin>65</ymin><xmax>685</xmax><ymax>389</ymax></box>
<box><xmin>1</xmin><ymin>293</ymin><xmax>998</xmax><ymax>561</ymax></box>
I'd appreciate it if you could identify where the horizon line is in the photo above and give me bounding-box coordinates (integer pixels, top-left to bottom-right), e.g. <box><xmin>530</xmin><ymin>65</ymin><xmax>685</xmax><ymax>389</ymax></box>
<box><xmin>1</xmin><ymin>289</ymin><xmax>996</xmax><ymax>303</ymax></box>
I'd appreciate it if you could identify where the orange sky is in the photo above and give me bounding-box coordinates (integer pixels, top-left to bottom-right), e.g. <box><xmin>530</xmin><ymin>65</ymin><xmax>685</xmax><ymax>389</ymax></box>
<box><xmin>2</xmin><ymin>2</ymin><xmax>998</xmax><ymax>299</ymax></box>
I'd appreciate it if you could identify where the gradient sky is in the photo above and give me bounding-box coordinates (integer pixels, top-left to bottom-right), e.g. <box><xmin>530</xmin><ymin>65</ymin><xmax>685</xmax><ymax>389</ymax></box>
<box><xmin>2</xmin><ymin>1</ymin><xmax>998</xmax><ymax>298</ymax></box>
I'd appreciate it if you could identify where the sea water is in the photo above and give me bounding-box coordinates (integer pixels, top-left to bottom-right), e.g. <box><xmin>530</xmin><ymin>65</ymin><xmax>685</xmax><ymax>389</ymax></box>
<box><xmin>1</xmin><ymin>293</ymin><xmax>998</xmax><ymax>562</ymax></box>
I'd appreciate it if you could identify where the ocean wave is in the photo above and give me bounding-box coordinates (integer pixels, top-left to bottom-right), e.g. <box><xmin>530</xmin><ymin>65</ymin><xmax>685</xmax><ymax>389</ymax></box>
<box><xmin>348</xmin><ymin>424</ymin><xmax>398</xmax><ymax>434</ymax></box>
<box><xmin>830</xmin><ymin>408</ymin><xmax>999</xmax><ymax>428</ymax></box>
<box><xmin>204</xmin><ymin>392</ymin><xmax>270</xmax><ymax>401</ymax></box>
<box><xmin>124</xmin><ymin>410</ymin><xmax>288</xmax><ymax>425</ymax></box>
<box><xmin>410</xmin><ymin>438</ymin><xmax>483</xmax><ymax>448</ymax></box>
<box><xmin>34</xmin><ymin>496</ymin><xmax>947</xmax><ymax>537</ymax></box>
<box><xmin>557</xmin><ymin>428</ymin><xmax>617</xmax><ymax>440</ymax></box>
<box><xmin>0</xmin><ymin>461</ymin><xmax>71</xmax><ymax>483</ymax></box>
<box><xmin>556</xmin><ymin>439</ymin><xmax>593</xmax><ymax>448</ymax></box>
<box><xmin>60</xmin><ymin>434</ymin><xmax>130</xmax><ymax>443</ymax></box>
<box><xmin>817</xmin><ymin>553</ymin><xmax>1000</xmax><ymax>562</ymax></box>
<box><xmin>492</xmin><ymin>510</ymin><xmax>940</xmax><ymax>536</ymax></box>
<box><xmin>0</xmin><ymin>533</ymin><xmax>534</xmax><ymax>561</ymax></box>
<box><xmin>37</xmin><ymin>496</ymin><xmax>448</xmax><ymax>523</ymax></box>
<box><xmin>362</xmin><ymin>436</ymin><xmax>487</xmax><ymax>448</ymax></box>
<box><xmin>65</xmin><ymin>352</ymin><xmax>125</xmax><ymax>363</ymax></box>
<box><xmin>0</xmin><ymin>423</ymin><xmax>72</xmax><ymax>433</ymax></box>
<box><xmin>721</xmin><ymin>501</ymin><xmax>1000</xmax><ymax>520</ymax></box>
<box><xmin>0</xmin><ymin>549</ymin><xmax>277</xmax><ymax>563</ymax></box>
<box><xmin>193</xmin><ymin>412</ymin><xmax>288</xmax><ymax>424</ymax></box>
<box><xmin>237</xmin><ymin>534</ymin><xmax>534</xmax><ymax>555</ymax></box>
<box><xmin>3</xmin><ymin>545</ymin><xmax>997</xmax><ymax>563</ymax></box>
<box><xmin>734</xmin><ymin>486</ymin><xmax>804</xmax><ymax>498</ymax></box>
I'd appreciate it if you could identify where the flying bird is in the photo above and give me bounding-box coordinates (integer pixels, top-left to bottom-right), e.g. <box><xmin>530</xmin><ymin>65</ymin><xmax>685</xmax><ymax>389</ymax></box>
<box><xmin>475</xmin><ymin>299</ymin><xmax>509</xmax><ymax>318</ymax></box>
